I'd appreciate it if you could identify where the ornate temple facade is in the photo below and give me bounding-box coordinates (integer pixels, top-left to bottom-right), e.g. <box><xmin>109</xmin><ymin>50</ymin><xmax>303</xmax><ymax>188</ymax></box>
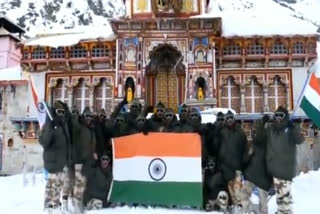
<box><xmin>20</xmin><ymin>0</ymin><xmax>318</xmax><ymax>116</ymax></box>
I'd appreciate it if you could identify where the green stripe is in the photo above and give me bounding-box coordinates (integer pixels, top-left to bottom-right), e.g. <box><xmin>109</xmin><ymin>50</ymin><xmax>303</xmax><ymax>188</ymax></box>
<box><xmin>109</xmin><ymin>181</ymin><xmax>203</xmax><ymax>207</ymax></box>
<box><xmin>301</xmin><ymin>96</ymin><xmax>320</xmax><ymax>128</ymax></box>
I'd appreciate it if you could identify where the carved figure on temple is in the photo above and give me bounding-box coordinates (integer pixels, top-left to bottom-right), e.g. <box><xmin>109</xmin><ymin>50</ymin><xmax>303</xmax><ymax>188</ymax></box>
<box><xmin>125</xmin><ymin>77</ymin><xmax>135</xmax><ymax>104</ymax></box>
<box><xmin>151</xmin><ymin>0</ymin><xmax>183</xmax><ymax>14</ymax></box>
<box><xmin>196</xmin><ymin>77</ymin><xmax>206</xmax><ymax>101</ymax></box>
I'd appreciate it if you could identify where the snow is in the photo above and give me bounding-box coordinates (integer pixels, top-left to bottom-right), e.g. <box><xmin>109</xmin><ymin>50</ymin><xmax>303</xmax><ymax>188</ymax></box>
<box><xmin>1</xmin><ymin>170</ymin><xmax>320</xmax><ymax>213</ymax></box>
<box><xmin>0</xmin><ymin>0</ymin><xmax>125</xmax><ymax>37</ymax></box>
<box><xmin>0</xmin><ymin>66</ymin><xmax>22</xmax><ymax>81</ymax></box>
<box><xmin>24</xmin><ymin>24</ymin><xmax>116</xmax><ymax>48</ymax></box>
<box><xmin>196</xmin><ymin>0</ymin><xmax>319</xmax><ymax>36</ymax></box>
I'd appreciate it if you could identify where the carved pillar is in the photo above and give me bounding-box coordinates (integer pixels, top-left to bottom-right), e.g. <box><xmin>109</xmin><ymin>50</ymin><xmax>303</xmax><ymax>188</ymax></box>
<box><xmin>285</xmin><ymin>84</ymin><xmax>290</xmax><ymax>110</ymax></box>
<box><xmin>89</xmin><ymin>86</ymin><xmax>95</xmax><ymax>111</ymax></box>
<box><xmin>67</xmin><ymin>86</ymin><xmax>73</xmax><ymax>107</ymax></box>
<box><xmin>47</xmin><ymin>87</ymin><xmax>53</xmax><ymax>106</ymax></box>
<box><xmin>218</xmin><ymin>85</ymin><xmax>223</xmax><ymax>107</ymax></box>
<box><xmin>263</xmin><ymin>83</ymin><xmax>270</xmax><ymax>112</ymax></box>
<box><xmin>240</xmin><ymin>83</ymin><xmax>246</xmax><ymax>113</ymax></box>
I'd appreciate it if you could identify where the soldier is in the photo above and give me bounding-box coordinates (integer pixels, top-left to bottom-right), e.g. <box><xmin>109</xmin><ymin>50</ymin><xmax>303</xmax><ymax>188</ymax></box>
<box><xmin>160</xmin><ymin>108</ymin><xmax>181</xmax><ymax>132</ymax></box>
<box><xmin>148</xmin><ymin>102</ymin><xmax>166</xmax><ymax>132</ymax></box>
<box><xmin>84</xmin><ymin>154</ymin><xmax>112</xmax><ymax>210</ymax></box>
<box><xmin>240</xmin><ymin>115</ymin><xmax>273</xmax><ymax>214</ymax></box>
<box><xmin>39</xmin><ymin>101</ymin><xmax>70</xmax><ymax>213</ymax></box>
<box><xmin>71</xmin><ymin>107</ymin><xmax>97</xmax><ymax>213</ymax></box>
<box><xmin>217</xmin><ymin>110</ymin><xmax>249</xmax><ymax>213</ymax></box>
<box><xmin>265</xmin><ymin>107</ymin><xmax>304</xmax><ymax>214</ymax></box>
<box><xmin>94</xmin><ymin>108</ymin><xmax>109</xmax><ymax>159</ymax></box>
<box><xmin>178</xmin><ymin>103</ymin><xmax>189</xmax><ymax>129</ymax></box>
<box><xmin>61</xmin><ymin>105</ymin><xmax>78</xmax><ymax>213</ymax></box>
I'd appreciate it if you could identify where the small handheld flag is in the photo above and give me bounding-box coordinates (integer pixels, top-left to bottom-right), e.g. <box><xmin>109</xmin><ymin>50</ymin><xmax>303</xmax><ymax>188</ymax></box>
<box><xmin>29</xmin><ymin>75</ymin><xmax>49</xmax><ymax>129</ymax></box>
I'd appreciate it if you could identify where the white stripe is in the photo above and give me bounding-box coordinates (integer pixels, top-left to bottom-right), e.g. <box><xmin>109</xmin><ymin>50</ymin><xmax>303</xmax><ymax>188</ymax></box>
<box><xmin>304</xmin><ymin>85</ymin><xmax>320</xmax><ymax>111</ymax></box>
<box><xmin>113</xmin><ymin>157</ymin><xmax>202</xmax><ymax>183</ymax></box>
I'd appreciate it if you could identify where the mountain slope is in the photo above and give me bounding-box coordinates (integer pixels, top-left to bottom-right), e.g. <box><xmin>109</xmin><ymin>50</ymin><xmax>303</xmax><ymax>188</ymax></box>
<box><xmin>0</xmin><ymin>0</ymin><xmax>319</xmax><ymax>37</ymax></box>
<box><xmin>0</xmin><ymin>0</ymin><xmax>125</xmax><ymax>36</ymax></box>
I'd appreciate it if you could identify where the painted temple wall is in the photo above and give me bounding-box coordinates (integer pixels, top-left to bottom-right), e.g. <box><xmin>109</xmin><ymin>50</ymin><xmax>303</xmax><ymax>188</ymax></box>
<box><xmin>0</xmin><ymin>37</ymin><xmax>21</xmax><ymax>69</ymax></box>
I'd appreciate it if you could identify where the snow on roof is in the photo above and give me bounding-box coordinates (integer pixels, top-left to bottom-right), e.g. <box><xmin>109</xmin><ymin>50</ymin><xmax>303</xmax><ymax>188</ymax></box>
<box><xmin>196</xmin><ymin>0</ymin><xmax>318</xmax><ymax>37</ymax></box>
<box><xmin>24</xmin><ymin>24</ymin><xmax>116</xmax><ymax>48</ymax></box>
<box><xmin>200</xmin><ymin>107</ymin><xmax>236</xmax><ymax>115</ymax></box>
<box><xmin>0</xmin><ymin>66</ymin><xmax>22</xmax><ymax>81</ymax></box>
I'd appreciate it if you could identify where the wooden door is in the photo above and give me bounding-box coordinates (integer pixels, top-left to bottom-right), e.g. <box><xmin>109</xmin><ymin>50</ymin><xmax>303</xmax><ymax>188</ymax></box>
<box><xmin>156</xmin><ymin>72</ymin><xmax>178</xmax><ymax>111</ymax></box>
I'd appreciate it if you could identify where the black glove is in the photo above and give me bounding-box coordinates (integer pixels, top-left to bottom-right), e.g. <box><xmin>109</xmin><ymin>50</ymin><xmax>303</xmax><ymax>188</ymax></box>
<box><xmin>120</xmin><ymin>98</ymin><xmax>128</xmax><ymax>107</ymax></box>
<box><xmin>262</xmin><ymin>115</ymin><xmax>270</xmax><ymax>125</ymax></box>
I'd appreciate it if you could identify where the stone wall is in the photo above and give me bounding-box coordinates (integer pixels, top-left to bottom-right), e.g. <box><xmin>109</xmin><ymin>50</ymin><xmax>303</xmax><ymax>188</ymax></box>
<box><xmin>0</xmin><ymin>83</ymin><xmax>43</xmax><ymax>175</ymax></box>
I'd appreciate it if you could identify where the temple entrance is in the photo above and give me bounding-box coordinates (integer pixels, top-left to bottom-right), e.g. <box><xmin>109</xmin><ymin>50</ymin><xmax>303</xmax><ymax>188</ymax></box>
<box><xmin>146</xmin><ymin>44</ymin><xmax>185</xmax><ymax>111</ymax></box>
<box><xmin>156</xmin><ymin>71</ymin><xmax>178</xmax><ymax>110</ymax></box>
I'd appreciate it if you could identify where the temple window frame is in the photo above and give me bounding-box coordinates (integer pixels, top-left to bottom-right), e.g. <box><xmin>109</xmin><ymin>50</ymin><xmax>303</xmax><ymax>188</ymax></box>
<box><xmin>70</xmin><ymin>45</ymin><xmax>87</xmax><ymax>58</ymax></box>
<box><xmin>50</xmin><ymin>47</ymin><xmax>65</xmax><ymax>59</ymax></box>
<box><xmin>31</xmin><ymin>47</ymin><xmax>46</xmax><ymax>60</ymax></box>
<box><xmin>270</xmin><ymin>41</ymin><xmax>288</xmax><ymax>55</ymax></box>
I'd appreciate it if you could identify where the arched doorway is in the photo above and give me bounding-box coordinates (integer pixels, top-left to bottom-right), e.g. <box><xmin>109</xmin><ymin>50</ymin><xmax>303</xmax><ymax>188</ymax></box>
<box><xmin>146</xmin><ymin>44</ymin><xmax>185</xmax><ymax>111</ymax></box>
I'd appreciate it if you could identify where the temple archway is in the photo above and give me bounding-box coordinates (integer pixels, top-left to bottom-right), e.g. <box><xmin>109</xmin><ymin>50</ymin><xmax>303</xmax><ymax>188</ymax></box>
<box><xmin>146</xmin><ymin>43</ymin><xmax>185</xmax><ymax>111</ymax></box>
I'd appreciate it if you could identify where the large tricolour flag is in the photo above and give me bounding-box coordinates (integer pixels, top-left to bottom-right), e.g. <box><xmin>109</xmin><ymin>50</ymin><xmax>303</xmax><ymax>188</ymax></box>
<box><xmin>29</xmin><ymin>76</ymin><xmax>47</xmax><ymax>129</ymax></box>
<box><xmin>299</xmin><ymin>62</ymin><xmax>320</xmax><ymax>128</ymax></box>
<box><xmin>109</xmin><ymin>133</ymin><xmax>203</xmax><ymax>207</ymax></box>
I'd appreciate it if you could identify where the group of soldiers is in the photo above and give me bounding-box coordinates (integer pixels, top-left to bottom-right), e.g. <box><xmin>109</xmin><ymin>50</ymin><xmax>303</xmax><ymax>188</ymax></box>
<box><xmin>39</xmin><ymin>98</ymin><xmax>304</xmax><ymax>214</ymax></box>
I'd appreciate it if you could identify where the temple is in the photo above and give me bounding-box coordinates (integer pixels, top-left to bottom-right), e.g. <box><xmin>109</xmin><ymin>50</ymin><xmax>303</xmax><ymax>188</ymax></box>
<box><xmin>20</xmin><ymin>0</ymin><xmax>318</xmax><ymax>115</ymax></box>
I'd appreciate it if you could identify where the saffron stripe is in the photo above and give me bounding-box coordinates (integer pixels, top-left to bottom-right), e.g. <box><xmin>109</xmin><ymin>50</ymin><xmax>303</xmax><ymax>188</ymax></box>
<box><xmin>309</xmin><ymin>73</ymin><xmax>320</xmax><ymax>96</ymax></box>
<box><xmin>113</xmin><ymin>133</ymin><xmax>201</xmax><ymax>159</ymax></box>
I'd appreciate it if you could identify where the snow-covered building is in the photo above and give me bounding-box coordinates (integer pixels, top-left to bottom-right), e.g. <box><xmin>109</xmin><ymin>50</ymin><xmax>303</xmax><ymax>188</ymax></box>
<box><xmin>19</xmin><ymin>0</ymin><xmax>318</xmax><ymax>139</ymax></box>
<box><xmin>0</xmin><ymin>16</ymin><xmax>43</xmax><ymax>175</ymax></box>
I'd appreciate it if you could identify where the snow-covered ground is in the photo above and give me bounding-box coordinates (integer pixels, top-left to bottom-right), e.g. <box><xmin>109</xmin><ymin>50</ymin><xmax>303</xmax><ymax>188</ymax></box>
<box><xmin>1</xmin><ymin>170</ymin><xmax>320</xmax><ymax>213</ymax></box>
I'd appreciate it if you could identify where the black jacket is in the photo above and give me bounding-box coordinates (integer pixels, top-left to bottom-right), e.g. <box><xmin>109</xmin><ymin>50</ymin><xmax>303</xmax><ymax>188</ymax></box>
<box><xmin>218</xmin><ymin>124</ymin><xmax>249</xmax><ymax>181</ymax></box>
<box><xmin>39</xmin><ymin>119</ymin><xmax>70</xmax><ymax>173</ymax></box>
<box><xmin>266</xmin><ymin>121</ymin><xmax>304</xmax><ymax>180</ymax></box>
<box><xmin>243</xmin><ymin>122</ymin><xmax>273</xmax><ymax>191</ymax></box>
<box><xmin>71</xmin><ymin>115</ymin><xmax>96</xmax><ymax>165</ymax></box>
<box><xmin>84</xmin><ymin>163</ymin><xmax>112</xmax><ymax>207</ymax></box>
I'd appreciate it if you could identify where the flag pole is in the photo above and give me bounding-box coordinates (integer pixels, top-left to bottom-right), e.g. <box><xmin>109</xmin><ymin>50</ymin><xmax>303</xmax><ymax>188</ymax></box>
<box><xmin>42</xmin><ymin>100</ymin><xmax>53</xmax><ymax>121</ymax></box>
<box><xmin>292</xmin><ymin>65</ymin><xmax>314</xmax><ymax>116</ymax></box>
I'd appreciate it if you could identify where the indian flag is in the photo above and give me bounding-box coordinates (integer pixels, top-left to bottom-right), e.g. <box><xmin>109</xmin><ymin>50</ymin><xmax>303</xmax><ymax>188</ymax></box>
<box><xmin>299</xmin><ymin>62</ymin><xmax>320</xmax><ymax>128</ymax></box>
<box><xmin>109</xmin><ymin>133</ymin><xmax>203</xmax><ymax>207</ymax></box>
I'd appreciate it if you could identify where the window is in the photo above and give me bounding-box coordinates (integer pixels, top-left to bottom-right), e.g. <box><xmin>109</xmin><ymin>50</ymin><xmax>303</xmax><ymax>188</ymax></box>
<box><xmin>270</xmin><ymin>41</ymin><xmax>288</xmax><ymax>54</ymax></box>
<box><xmin>22</xmin><ymin>51</ymin><xmax>29</xmax><ymax>59</ymax></box>
<box><xmin>31</xmin><ymin>47</ymin><xmax>46</xmax><ymax>59</ymax></box>
<box><xmin>70</xmin><ymin>45</ymin><xmax>87</xmax><ymax>58</ymax></box>
<box><xmin>195</xmin><ymin>50</ymin><xmax>206</xmax><ymax>63</ymax></box>
<box><xmin>247</xmin><ymin>42</ymin><xmax>264</xmax><ymax>55</ymax></box>
<box><xmin>308</xmin><ymin>42</ymin><xmax>316</xmax><ymax>55</ymax></box>
<box><xmin>223</xmin><ymin>44</ymin><xmax>241</xmax><ymax>56</ymax></box>
<box><xmin>126</xmin><ymin>48</ymin><xmax>136</xmax><ymax>62</ymax></box>
<box><xmin>221</xmin><ymin>77</ymin><xmax>240</xmax><ymax>112</ymax></box>
<box><xmin>94</xmin><ymin>78</ymin><xmax>113</xmax><ymax>116</ymax></box>
<box><xmin>245</xmin><ymin>77</ymin><xmax>263</xmax><ymax>113</ymax></box>
<box><xmin>91</xmin><ymin>45</ymin><xmax>109</xmax><ymax>57</ymax></box>
<box><xmin>50</xmin><ymin>47</ymin><xmax>65</xmax><ymax>58</ymax></box>
<box><xmin>52</xmin><ymin>79</ymin><xmax>69</xmax><ymax>104</ymax></box>
<box><xmin>73</xmin><ymin>79</ymin><xmax>89</xmax><ymax>113</ymax></box>
<box><xmin>7</xmin><ymin>138</ymin><xmax>13</xmax><ymax>148</ymax></box>
<box><xmin>268</xmin><ymin>76</ymin><xmax>286</xmax><ymax>112</ymax></box>
<box><xmin>293</xmin><ymin>42</ymin><xmax>305</xmax><ymax>54</ymax></box>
